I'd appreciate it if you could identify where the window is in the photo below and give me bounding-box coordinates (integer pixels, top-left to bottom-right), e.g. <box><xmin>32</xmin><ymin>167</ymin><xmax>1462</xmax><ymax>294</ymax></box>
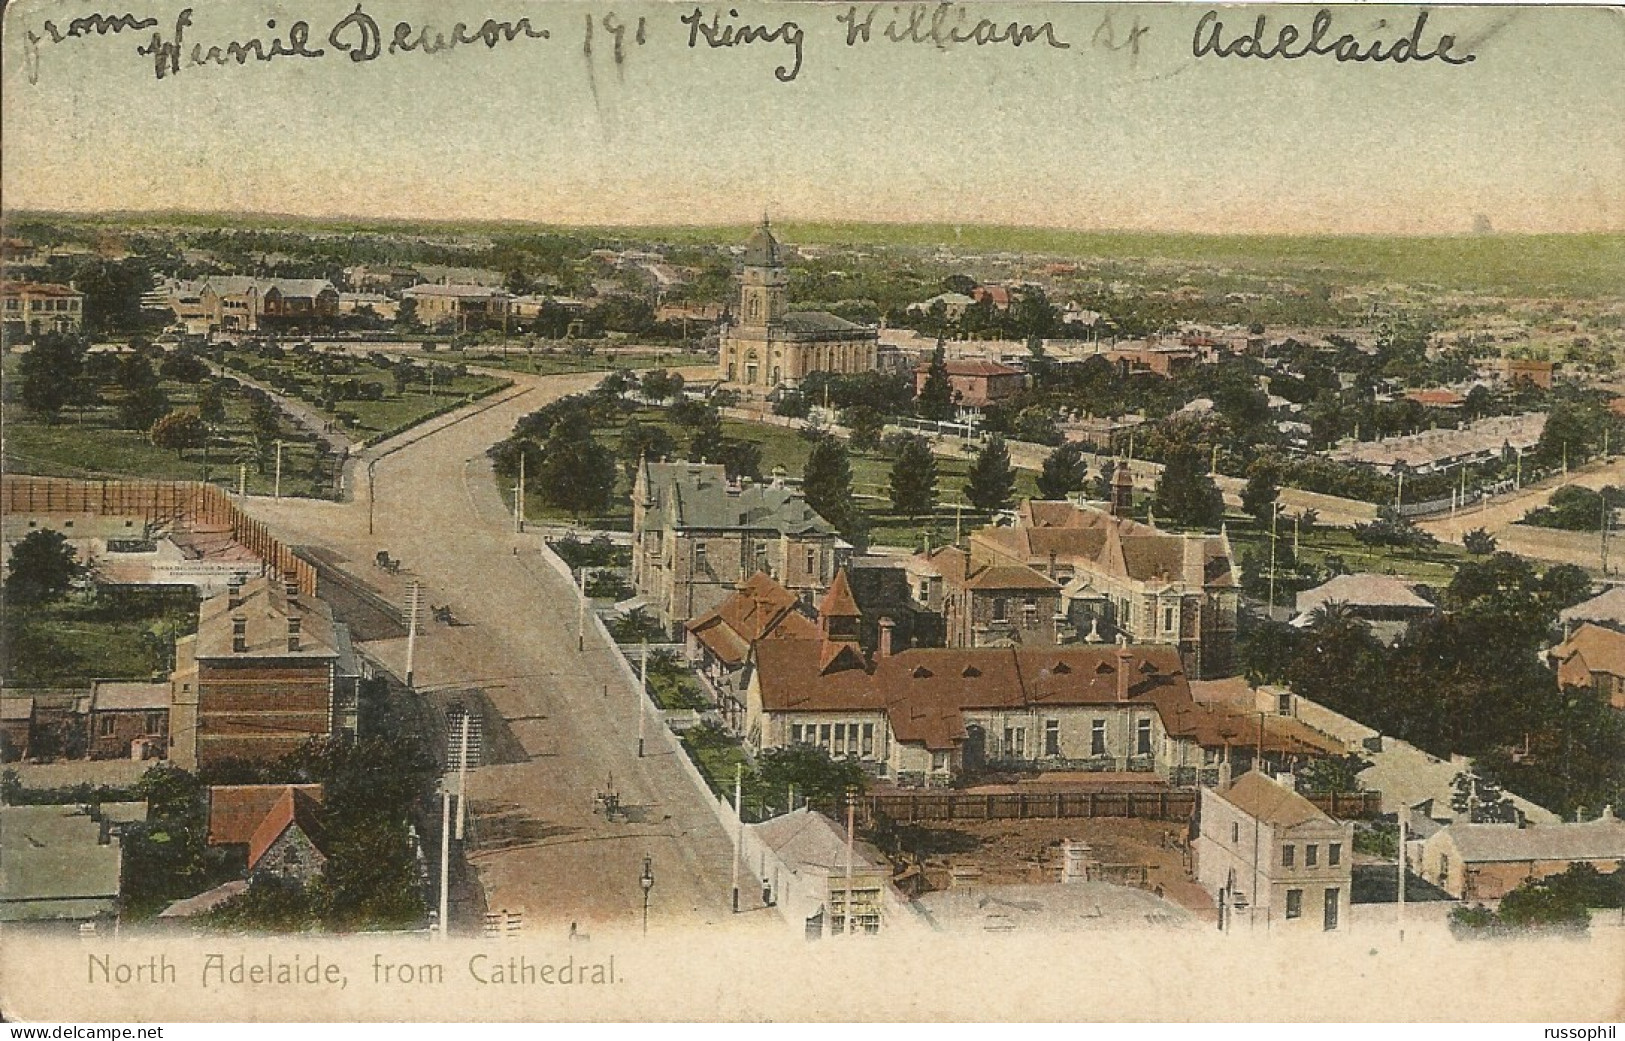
<box><xmin>1324</xmin><ymin>887</ymin><xmax>1340</xmax><ymax>931</ymax></box>
<box><xmin>694</xmin><ymin>543</ymin><xmax>708</xmax><ymax>566</ymax></box>
<box><xmin>145</xmin><ymin>712</ymin><xmax>164</xmax><ymax>734</ymax></box>
<box><xmin>1136</xmin><ymin>718</ymin><xmax>1152</xmax><ymax>755</ymax></box>
<box><xmin>806</xmin><ymin>548</ymin><xmax>816</xmax><ymax>573</ymax></box>
<box><xmin>992</xmin><ymin>598</ymin><xmax>1007</xmax><ymax>621</ymax></box>
<box><xmin>1164</xmin><ymin>606</ymin><xmax>1175</xmax><ymax>632</ymax></box>
<box><xmin>1328</xmin><ymin>843</ymin><xmax>1342</xmax><ymax>867</ymax></box>
<box><xmin>791</xmin><ymin>724</ymin><xmax>804</xmax><ymax>744</ymax></box>
<box><xmin>861</xmin><ymin>723</ymin><xmax>874</xmax><ymax>757</ymax></box>
<box><xmin>1306</xmin><ymin>844</ymin><xmax>1319</xmax><ymax>868</ymax></box>
<box><xmin>1012</xmin><ymin>727</ymin><xmax>1026</xmax><ymax>758</ymax></box>
<box><xmin>1044</xmin><ymin>720</ymin><xmax>1060</xmax><ymax>757</ymax></box>
<box><xmin>834</xmin><ymin>724</ymin><xmax>847</xmax><ymax>757</ymax></box>
<box><xmin>1231</xmin><ymin>822</ymin><xmax>1240</xmax><ymax>844</ymax></box>
<box><xmin>98</xmin><ymin>715</ymin><xmax>115</xmax><ymax>736</ymax></box>
<box><xmin>931</xmin><ymin>751</ymin><xmax>948</xmax><ymax>771</ymax></box>
<box><xmin>1282</xmin><ymin>844</ymin><xmax>1296</xmax><ymax>868</ymax></box>
<box><xmin>1091</xmin><ymin>719</ymin><xmax>1106</xmax><ymax>757</ymax></box>
<box><xmin>1278</xmin><ymin>692</ymin><xmax>1293</xmax><ymax>716</ymax></box>
<box><xmin>819</xmin><ymin>723</ymin><xmax>831</xmax><ymax>749</ymax></box>
<box><xmin>1285</xmin><ymin>889</ymin><xmax>1303</xmax><ymax>919</ymax></box>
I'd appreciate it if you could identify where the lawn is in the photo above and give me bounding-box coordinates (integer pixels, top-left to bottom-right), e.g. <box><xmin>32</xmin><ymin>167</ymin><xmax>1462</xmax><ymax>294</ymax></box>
<box><xmin>2</xmin><ymin>588</ymin><xmax>200</xmax><ymax>687</ymax></box>
<box><xmin>459</xmin><ymin>346</ymin><xmax>707</xmax><ymax>376</ymax></box>
<box><xmin>217</xmin><ymin>347</ymin><xmax>509</xmax><ymax>445</ymax></box>
<box><xmin>2</xmin><ymin>357</ymin><xmax>332</xmax><ymax>498</ymax></box>
<box><xmin>511</xmin><ymin>402</ymin><xmax>1040</xmax><ymax>548</ymax></box>
<box><xmin>1225</xmin><ymin>514</ymin><xmax>1470</xmax><ymax>589</ymax></box>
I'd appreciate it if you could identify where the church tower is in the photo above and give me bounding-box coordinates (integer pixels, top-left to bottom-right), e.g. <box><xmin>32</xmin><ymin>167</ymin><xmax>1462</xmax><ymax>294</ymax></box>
<box><xmin>738</xmin><ymin>217</ymin><xmax>787</xmax><ymax>330</ymax></box>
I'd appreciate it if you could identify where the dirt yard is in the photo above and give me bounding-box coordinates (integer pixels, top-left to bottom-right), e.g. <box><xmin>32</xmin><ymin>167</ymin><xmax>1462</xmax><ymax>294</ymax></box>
<box><xmin>875</xmin><ymin>816</ymin><xmax>1216</xmax><ymax>919</ymax></box>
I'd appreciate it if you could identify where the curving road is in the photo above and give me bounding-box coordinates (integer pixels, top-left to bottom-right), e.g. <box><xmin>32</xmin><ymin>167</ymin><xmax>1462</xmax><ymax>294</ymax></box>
<box><xmin>243</xmin><ymin>369</ymin><xmax>768</xmax><ymax>937</ymax></box>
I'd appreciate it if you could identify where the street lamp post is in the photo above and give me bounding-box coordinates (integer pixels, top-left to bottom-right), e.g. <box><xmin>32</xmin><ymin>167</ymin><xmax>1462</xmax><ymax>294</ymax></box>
<box><xmin>640</xmin><ymin>855</ymin><xmax>655</xmax><ymax>935</ymax></box>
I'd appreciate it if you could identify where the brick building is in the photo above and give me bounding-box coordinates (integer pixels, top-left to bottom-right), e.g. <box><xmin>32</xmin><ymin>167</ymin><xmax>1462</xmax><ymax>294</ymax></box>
<box><xmin>632</xmin><ymin>460</ymin><xmax>844</xmax><ymax>636</ymax></box>
<box><xmin>909</xmin><ymin>545</ymin><xmax>1060</xmax><ymax>649</ymax></box>
<box><xmin>1</xmin><ymin>281</ymin><xmax>84</xmax><ymax>339</ymax></box>
<box><xmin>169</xmin><ymin>576</ymin><xmax>360</xmax><ymax>771</ymax></box>
<box><xmin>86</xmin><ymin>681</ymin><xmax>170</xmax><ymax>760</ymax></box>
<box><xmin>1418</xmin><ymin>811</ymin><xmax>1625</xmax><ymax>901</ymax></box>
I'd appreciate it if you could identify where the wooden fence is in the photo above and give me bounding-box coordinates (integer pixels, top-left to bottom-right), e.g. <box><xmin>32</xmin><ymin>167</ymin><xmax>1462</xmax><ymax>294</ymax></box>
<box><xmin>850</xmin><ymin>787</ymin><xmax>1382</xmax><ymax>826</ymax></box>
<box><xmin>2</xmin><ymin>475</ymin><xmax>315</xmax><ymax>596</ymax></box>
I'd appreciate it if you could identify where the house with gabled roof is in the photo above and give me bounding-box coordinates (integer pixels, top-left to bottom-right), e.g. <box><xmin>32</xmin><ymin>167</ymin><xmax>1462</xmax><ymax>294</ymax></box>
<box><xmin>970</xmin><ymin>494</ymin><xmax>1239</xmax><ymax>677</ymax></box>
<box><xmin>207</xmin><ymin>784</ymin><xmax>327</xmax><ymax>883</ymax></box>
<box><xmin>632</xmin><ymin>460</ymin><xmax>844</xmax><ymax>636</ymax></box>
<box><xmin>1195</xmin><ymin>772</ymin><xmax>1354</xmax><ymax>932</ymax></box>
<box><xmin>1419</xmin><ymin>809</ymin><xmax>1625</xmax><ymax>900</ymax></box>
<box><xmin>909</xmin><ymin>545</ymin><xmax>1060</xmax><ymax>649</ymax></box>
<box><xmin>1548</xmin><ymin>622</ymin><xmax>1625</xmax><ymax>710</ymax></box>
<box><xmin>195</xmin><ymin>276</ymin><xmax>338</xmax><ymax>332</ymax></box>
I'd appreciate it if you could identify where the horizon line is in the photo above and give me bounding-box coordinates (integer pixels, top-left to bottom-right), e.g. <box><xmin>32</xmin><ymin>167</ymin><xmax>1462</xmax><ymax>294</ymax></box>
<box><xmin>5</xmin><ymin>207</ymin><xmax>1622</xmax><ymax>242</ymax></box>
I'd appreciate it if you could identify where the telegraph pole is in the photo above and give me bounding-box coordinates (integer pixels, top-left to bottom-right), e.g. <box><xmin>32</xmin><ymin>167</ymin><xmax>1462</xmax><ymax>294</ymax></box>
<box><xmin>1397</xmin><ymin>812</ymin><xmax>1408</xmax><ymax>942</ymax></box>
<box><xmin>274</xmin><ymin>440</ymin><xmax>284</xmax><ymax>501</ymax></box>
<box><xmin>455</xmin><ymin>711</ymin><xmax>471</xmax><ymax>841</ymax></box>
<box><xmin>731</xmin><ymin>764</ymin><xmax>743</xmax><ymax>913</ymax></box>
<box><xmin>845</xmin><ymin>786</ymin><xmax>858</xmax><ymax>936</ymax></box>
<box><xmin>238</xmin><ymin>463</ymin><xmax>247</xmax><ymax>498</ymax></box>
<box><xmin>437</xmin><ymin>784</ymin><xmax>451</xmax><ymax>942</ymax></box>
<box><xmin>577</xmin><ymin>567</ymin><xmax>586</xmax><ymax>652</ymax></box>
<box><xmin>514</xmin><ymin>452</ymin><xmax>525</xmax><ymax>534</ymax></box>
<box><xmin>637</xmin><ymin>640</ymin><xmax>647</xmax><ymax>758</ymax></box>
<box><xmin>405</xmin><ymin>581</ymin><xmax>420</xmax><ymax>688</ymax></box>
<box><xmin>1268</xmin><ymin>504</ymin><xmax>1279</xmax><ymax>616</ymax></box>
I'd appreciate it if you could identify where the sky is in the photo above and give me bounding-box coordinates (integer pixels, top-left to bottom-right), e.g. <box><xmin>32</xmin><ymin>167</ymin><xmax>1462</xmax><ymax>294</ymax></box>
<box><xmin>2</xmin><ymin>1</ymin><xmax>1622</xmax><ymax>235</ymax></box>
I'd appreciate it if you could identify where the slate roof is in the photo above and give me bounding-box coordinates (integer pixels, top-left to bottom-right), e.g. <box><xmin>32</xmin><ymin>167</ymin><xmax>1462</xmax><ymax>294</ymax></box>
<box><xmin>975</xmin><ymin>500</ymin><xmax>1235</xmax><ymax>588</ymax></box>
<box><xmin>1215</xmin><ymin>771</ymin><xmax>1334</xmax><ymax>828</ymax></box>
<box><xmin>1560</xmin><ymin>585</ymin><xmax>1625</xmax><ymax>627</ymax></box>
<box><xmin>778</xmin><ymin>311</ymin><xmax>872</xmax><ymax>336</ymax></box>
<box><xmin>1439</xmin><ymin>813</ymin><xmax>1625</xmax><ymax>864</ymax></box>
<box><xmin>1293</xmin><ymin>573</ymin><xmax>1434</xmax><ymax>623</ymax></box>
<box><xmin>750</xmin><ymin>808</ymin><xmax>887</xmax><ymax>875</ymax></box>
<box><xmin>403</xmin><ymin>282</ymin><xmax>508</xmax><ymax>299</ymax></box>
<box><xmin>194</xmin><ymin>575</ymin><xmax>340</xmax><ymax>661</ymax></box>
<box><xmin>641</xmin><ymin>462</ymin><xmax>835</xmax><ymax>536</ymax></box>
<box><xmin>741</xmin><ymin>220</ymin><xmax>782</xmax><ymax>268</ymax></box>
<box><xmin>0</xmin><ymin>803</ymin><xmax>146</xmax><ymax>921</ymax></box>
<box><xmin>89</xmin><ymin>680</ymin><xmax>170</xmax><ymax>712</ymax></box>
<box><xmin>198</xmin><ymin>276</ymin><xmax>336</xmax><ymax>299</ymax></box>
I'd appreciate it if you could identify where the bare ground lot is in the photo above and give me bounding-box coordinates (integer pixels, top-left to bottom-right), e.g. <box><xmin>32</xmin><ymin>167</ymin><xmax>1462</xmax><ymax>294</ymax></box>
<box><xmin>876</xmin><ymin>816</ymin><xmax>1216</xmax><ymax>921</ymax></box>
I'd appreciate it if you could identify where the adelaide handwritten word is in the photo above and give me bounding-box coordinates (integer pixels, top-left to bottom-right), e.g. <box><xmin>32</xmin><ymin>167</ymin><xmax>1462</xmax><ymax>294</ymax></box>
<box><xmin>1192</xmin><ymin>9</ymin><xmax>1476</xmax><ymax>65</ymax></box>
<box><xmin>680</xmin><ymin>7</ymin><xmax>805</xmax><ymax>83</ymax></box>
<box><xmin>836</xmin><ymin>4</ymin><xmax>1070</xmax><ymax>51</ymax></box>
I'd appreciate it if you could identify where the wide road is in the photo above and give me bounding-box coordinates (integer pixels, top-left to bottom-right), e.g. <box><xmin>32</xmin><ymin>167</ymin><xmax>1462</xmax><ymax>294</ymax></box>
<box><xmin>244</xmin><ymin>369</ymin><xmax>768</xmax><ymax>938</ymax></box>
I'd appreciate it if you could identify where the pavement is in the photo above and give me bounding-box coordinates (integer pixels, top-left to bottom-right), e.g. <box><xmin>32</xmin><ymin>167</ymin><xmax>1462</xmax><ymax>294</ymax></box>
<box><xmin>240</xmin><ymin>369</ymin><xmax>770</xmax><ymax>937</ymax></box>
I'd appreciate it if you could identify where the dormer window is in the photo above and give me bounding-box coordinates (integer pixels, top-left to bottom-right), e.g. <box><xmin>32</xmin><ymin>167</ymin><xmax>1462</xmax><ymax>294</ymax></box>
<box><xmin>961</xmin><ymin>665</ymin><xmax>981</xmax><ymax>679</ymax></box>
<box><xmin>912</xmin><ymin>666</ymin><xmax>933</xmax><ymax>679</ymax></box>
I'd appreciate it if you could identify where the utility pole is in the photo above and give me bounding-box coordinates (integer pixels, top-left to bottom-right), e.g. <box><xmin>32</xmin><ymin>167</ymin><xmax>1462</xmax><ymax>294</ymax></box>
<box><xmin>238</xmin><ymin>463</ymin><xmax>247</xmax><ymax>498</ymax></box>
<box><xmin>845</xmin><ymin>786</ymin><xmax>858</xmax><ymax>936</ymax></box>
<box><xmin>455</xmin><ymin>710</ymin><xmax>471</xmax><ymax>841</ymax></box>
<box><xmin>731</xmin><ymin>765</ymin><xmax>743</xmax><ymax>913</ymax></box>
<box><xmin>514</xmin><ymin>451</ymin><xmax>525</xmax><ymax>534</ymax></box>
<box><xmin>274</xmin><ymin>440</ymin><xmax>284</xmax><ymax>501</ymax></box>
<box><xmin>577</xmin><ymin>567</ymin><xmax>586</xmax><ymax>652</ymax></box>
<box><xmin>637</xmin><ymin>640</ymin><xmax>647</xmax><ymax>758</ymax></box>
<box><xmin>1397</xmin><ymin>812</ymin><xmax>1408</xmax><ymax>942</ymax></box>
<box><xmin>437</xmin><ymin>783</ymin><xmax>451</xmax><ymax>942</ymax></box>
<box><xmin>405</xmin><ymin>581</ymin><xmax>420</xmax><ymax>688</ymax></box>
<box><xmin>1395</xmin><ymin>469</ymin><xmax>1404</xmax><ymax>509</ymax></box>
<box><xmin>1268</xmin><ymin>504</ymin><xmax>1279</xmax><ymax>617</ymax></box>
<box><xmin>367</xmin><ymin>458</ymin><xmax>379</xmax><ymax>535</ymax></box>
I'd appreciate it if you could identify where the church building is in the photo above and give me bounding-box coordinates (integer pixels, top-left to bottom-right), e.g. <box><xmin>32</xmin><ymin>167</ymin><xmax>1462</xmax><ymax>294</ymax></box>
<box><xmin>717</xmin><ymin>220</ymin><xmax>879</xmax><ymax>391</ymax></box>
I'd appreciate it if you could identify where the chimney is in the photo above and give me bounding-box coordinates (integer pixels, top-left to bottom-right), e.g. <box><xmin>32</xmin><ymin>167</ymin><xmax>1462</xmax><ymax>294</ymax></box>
<box><xmin>1115</xmin><ymin>642</ymin><xmax>1133</xmax><ymax>701</ymax></box>
<box><xmin>227</xmin><ymin>576</ymin><xmax>244</xmax><ymax>610</ymax></box>
<box><xmin>877</xmin><ymin>617</ymin><xmax>896</xmax><ymax>659</ymax></box>
<box><xmin>1047</xmin><ymin>551</ymin><xmax>1058</xmax><ymax>580</ymax></box>
<box><xmin>1111</xmin><ymin>464</ymin><xmax>1133</xmax><ymax>518</ymax></box>
<box><xmin>283</xmin><ymin>570</ymin><xmax>300</xmax><ymax>600</ymax></box>
<box><xmin>98</xmin><ymin>819</ymin><xmax>112</xmax><ymax>846</ymax></box>
<box><xmin>232</xmin><ymin>616</ymin><xmax>247</xmax><ymax>653</ymax></box>
<box><xmin>287</xmin><ymin>616</ymin><xmax>302</xmax><ymax>653</ymax></box>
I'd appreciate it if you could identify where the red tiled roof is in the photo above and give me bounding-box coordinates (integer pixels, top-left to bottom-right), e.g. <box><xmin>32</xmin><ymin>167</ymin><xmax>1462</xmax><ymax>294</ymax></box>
<box><xmin>687</xmin><ymin>572</ymin><xmax>816</xmax><ymax>667</ymax></box>
<box><xmin>246</xmin><ymin>787</ymin><xmax>327</xmax><ymax>869</ymax></box>
<box><xmin>208</xmin><ymin>784</ymin><xmax>323</xmax><ymax>847</ymax></box>
<box><xmin>818</xmin><ymin>570</ymin><xmax>861</xmax><ymax>619</ymax></box>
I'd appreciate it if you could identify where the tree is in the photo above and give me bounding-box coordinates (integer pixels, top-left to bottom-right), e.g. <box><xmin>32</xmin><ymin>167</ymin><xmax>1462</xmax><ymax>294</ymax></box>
<box><xmin>17</xmin><ymin>333</ymin><xmax>85</xmax><ymax>423</ymax></box>
<box><xmin>842</xmin><ymin>406</ymin><xmax>886</xmax><ymax>453</ymax></box>
<box><xmin>72</xmin><ymin>257</ymin><xmax>152</xmax><ymax>333</ymax></box>
<box><xmin>717</xmin><ymin>440</ymin><xmax>764</xmax><ymax>483</ymax></box>
<box><xmin>158</xmin><ymin>350</ymin><xmax>210</xmax><ymax>384</ymax></box>
<box><xmin>197</xmin><ymin>381</ymin><xmax>228</xmax><ymax>425</ymax></box>
<box><xmin>1152</xmin><ymin>442</ymin><xmax>1225</xmax><ymax>529</ymax></box>
<box><xmin>1241</xmin><ymin>457</ymin><xmax>1283</xmax><ymax>528</ymax></box>
<box><xmin>149</xmin><ymin>409</ymin><xmax>206</xmax><ymax>452</ymax></box>
<box><xmin>888</xmin><ymin>435</ymin><xmax>938</xmax><ymax>517</ymax></box>
<box><xmin>965</xmin><ymin>435</ymin><xmax>1016</xmax><ymax>514</ymax></box>
<box><xmin>4</xmin><ymin>529</ymin><xmax>85</xmax><ymax>606</ymax></box>
<box><xmin>395</xmin><ymin>296</ymin><xmax>419</xmax><ymax>329</ymax></box>
<box><xmin>534</xmin><ymin>414</ymin><xmax>617</xmax><ymax>517</ymax></box>
<box><xmin>640</xmin><ymin>369</ymin><xmax>683</xmax><ymax>403</ymax></box>
<box><xmin>116</xmin><ymin>352</ymin><xmax>168</xmax><ymax>431</ymax></box>
<box><xmin>1036</xmin><ymin>442</ymin><xmax>1088</xmax><ymax>500</ymax></box>
<box><xmin>619</xmin><ymin>420</ymin><xmax>677</xmax><ymax>479</ymax></box>
<box><xmin>756</xmin><ymin>744</ymin><xmax>867</xmax><ymax>810</ymax></box>
<box><xmin>915</xmin><ymin>341</ymin><xmax>955</xmax><ymax>422</ymax></box>
<box><xmin>773</xmin><ymin>392</ymin><xmax>811</xmax><ymax>419</ymax></box>
<box><xmin>1463</xmin><ymin>527</ymin><xmax>1498</xmax><ymax>555</ymax></box>
<box><xmin>1240</xmin><ymin>618</ymin><xmax>1300</xmax><ymax>685</ymax></box>
<box><xmin>802</xmin><ymin>437</ymin><xmax>860</xmax><ymax>537</ymax></box>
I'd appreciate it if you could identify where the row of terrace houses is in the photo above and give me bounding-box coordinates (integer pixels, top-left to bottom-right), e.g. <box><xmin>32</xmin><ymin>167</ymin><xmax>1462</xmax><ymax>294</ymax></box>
<box><xmin>1</xmin><ymin>281</ymin><xmax>84</xmax><ymax>339</ymax></box>
<box><xmin>732</xmin><ymin>572</ymin><xmax>1339</xmax><ymax>787</ymax></box>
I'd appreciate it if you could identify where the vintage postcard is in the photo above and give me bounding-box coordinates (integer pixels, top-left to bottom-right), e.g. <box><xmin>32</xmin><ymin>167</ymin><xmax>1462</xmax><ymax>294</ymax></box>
<box><xmin>1</xmin><ymin>0</ymin><xmax>1622</xmax><ymax>1025</ymax></box>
